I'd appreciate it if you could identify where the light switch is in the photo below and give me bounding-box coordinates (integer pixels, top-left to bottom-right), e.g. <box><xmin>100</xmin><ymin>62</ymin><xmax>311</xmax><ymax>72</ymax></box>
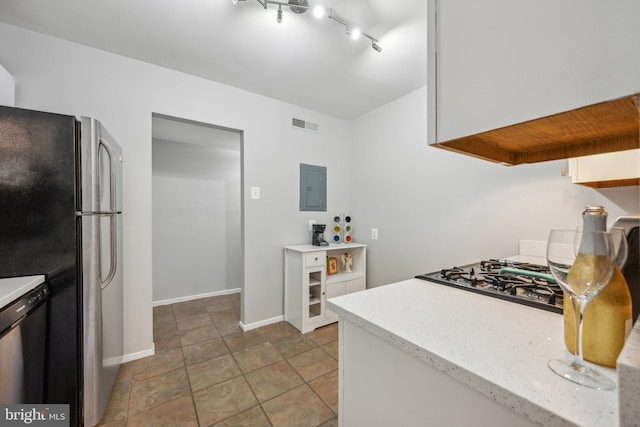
<box><xmin>251</xmin><ymin>186</ymin><xmax>261</xmax><ymax>200</ymax></box>
<box><xmin>371</xmin><ymin>228</ymin><xmax>378</xmax><ymax>240</ymax></box>
<box><xmin>309</xmin><ymin>219</ymin><xmax>316</xmax><ymax>231</ymax></box>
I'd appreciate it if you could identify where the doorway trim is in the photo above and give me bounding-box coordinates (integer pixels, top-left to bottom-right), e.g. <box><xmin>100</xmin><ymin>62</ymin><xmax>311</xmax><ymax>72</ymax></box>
<box><xmin>150</xmin><ymin>112</ymin><xmax>245</xmax><ymax>323</ymax></box>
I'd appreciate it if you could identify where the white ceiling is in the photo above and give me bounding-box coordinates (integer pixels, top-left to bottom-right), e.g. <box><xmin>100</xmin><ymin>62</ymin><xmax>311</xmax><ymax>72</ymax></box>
<box><xmin>0</xmin><ymin>0</ymin><xmax>427</xmax><ymax>119</ymax></box>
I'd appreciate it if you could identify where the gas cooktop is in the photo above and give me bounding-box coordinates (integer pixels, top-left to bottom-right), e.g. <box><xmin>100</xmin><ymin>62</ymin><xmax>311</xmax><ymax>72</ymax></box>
<box><xmin>415</xmin><ymin>259</ymin><xmax>563</xmax><ymax>314</ymax></box>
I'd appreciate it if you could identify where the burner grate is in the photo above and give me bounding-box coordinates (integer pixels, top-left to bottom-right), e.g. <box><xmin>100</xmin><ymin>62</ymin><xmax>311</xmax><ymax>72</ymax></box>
<box><xmin>416</xmin><ymin>259</ymin><xmax>563</xmax><ymax>314</ymax></box>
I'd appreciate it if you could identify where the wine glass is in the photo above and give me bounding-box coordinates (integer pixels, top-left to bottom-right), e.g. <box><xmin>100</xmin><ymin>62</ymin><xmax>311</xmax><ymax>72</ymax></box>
<box><xmin>610</xmin><ymin>227</ymin><xmax>628</xmax><ymax>269</ymax></box>
<box><xmin>546</xmin><ymin>229</ymin><xmax>617</xmax><ymax>390</ymax></box>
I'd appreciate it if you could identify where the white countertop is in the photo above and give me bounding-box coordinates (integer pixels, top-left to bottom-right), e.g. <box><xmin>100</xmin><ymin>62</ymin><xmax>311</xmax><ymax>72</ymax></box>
<box><xmin>0</xmin><ymin>275</ymin><xmax>46</xmax><ymax>310</ymax></box>
<box><xmin>284</xmin><ymin>242</ymin><xmax>367</xmax><ymax>252</ymax></box>
<box><xmin>327</xmin><ymin>278</ymin><xmax>623</xmax><ymax>427</ymax></box>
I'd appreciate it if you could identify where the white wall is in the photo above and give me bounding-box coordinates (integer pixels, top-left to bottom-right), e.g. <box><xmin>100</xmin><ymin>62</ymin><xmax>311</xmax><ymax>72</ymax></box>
<box><xmin>0</xmin><ymin>64</ymin><xmax>15</xmax><ymax>106</ymax></box>
<box><xmin>350</xmin><ymin>86</ymin><xmax>639</xmax><ymax>287</ymax></box>
<box><xmin>0</xmin><ymin>22</ymin><xmax>352</xmax><ymax>357</ymax></box>
<box><xmin>3</xmin><ymin>20</ymin><xmax>638</xmax><ymax>360</ymax></box>
<box><xmin>152</xmin><ymin>136</ymin><xmax>241</xmax><ymax>302</ymax></box>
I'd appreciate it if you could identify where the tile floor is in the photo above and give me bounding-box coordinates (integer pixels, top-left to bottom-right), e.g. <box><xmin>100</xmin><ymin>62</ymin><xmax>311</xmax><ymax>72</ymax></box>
<box><xmin>98</xmin><ymin>293</ymin><xmax>339</xmax><ymax>427</ymax></box>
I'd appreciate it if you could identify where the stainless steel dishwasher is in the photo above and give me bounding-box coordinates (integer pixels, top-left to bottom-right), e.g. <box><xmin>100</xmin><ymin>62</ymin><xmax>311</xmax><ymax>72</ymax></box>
<box><xmin>0</xmin><ymin>282</ymin><xmax>49</xmax><ymax>403</ymax></box>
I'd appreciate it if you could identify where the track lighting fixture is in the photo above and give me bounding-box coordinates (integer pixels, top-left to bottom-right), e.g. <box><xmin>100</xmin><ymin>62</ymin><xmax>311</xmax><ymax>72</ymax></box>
<box><xmin>232</xmin><ymin>0</ymin><xmax>382</xmax><ymax>53</ymax></box>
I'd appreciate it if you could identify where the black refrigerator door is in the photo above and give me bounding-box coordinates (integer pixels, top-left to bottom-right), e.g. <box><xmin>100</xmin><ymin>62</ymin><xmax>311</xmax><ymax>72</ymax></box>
<box><xmin>0</xmin><ymin>106</ymin><xmax>80</xmax><ymax>425</ymax></box>
<box><xmin>0</xmin><ymin>105</ymin><xmax>78</xmax><ymax>277</ymax></box>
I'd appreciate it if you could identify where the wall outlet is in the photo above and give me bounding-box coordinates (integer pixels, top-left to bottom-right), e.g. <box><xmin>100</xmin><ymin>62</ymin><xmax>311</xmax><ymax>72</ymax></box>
<box><xmin>371</xmin><ymin>228</ymin><xmax>378</xmax><ymax>240</ymax></box>
<box><xmin>250</xmin><ymin>186</ymin><xmax>261</xmax><ymax>200</ymax></box>
<box><xmin>309</xmin><ymin>219</ymin><xmax>316</xmax><ymax>231</ymax></box>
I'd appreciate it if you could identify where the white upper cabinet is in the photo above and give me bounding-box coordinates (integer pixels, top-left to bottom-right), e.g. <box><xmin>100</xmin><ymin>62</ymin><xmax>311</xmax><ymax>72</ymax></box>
<box><xmin>427</xmin><ymin>0</ymin><xmax>640</xmax><ymax>165</ymax></box>
<box><xmin>569</xmin><ymin>149</ymin><xmax>640</xmax><ymax>188</ymax></box>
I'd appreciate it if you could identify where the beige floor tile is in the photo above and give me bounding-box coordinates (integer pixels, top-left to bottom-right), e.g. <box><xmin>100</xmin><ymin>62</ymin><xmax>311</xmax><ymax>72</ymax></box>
<box><xmin>193</xmin><ymin>376</ymin><xmax>258</xmax><ymax>426</ymax></box>
<box><xmin>182</xmin><ymin>337</ymin><xmax>229</xmax><ymax>366</ymax></box>
<box><xmin>179</xmin><ymin>324</ymin><xmax>221</xmax><ymax>347</ymax></box>
<box><xmin>115</xmin><ymin>362</ymin><xmax>132</xmax><ymax>383</ymax></box>
<box><xmin>257</xmin><ymin>322</ymin><xmax>299</xmax><ymax>342</ymax></box>
<box><xmin>176</xmin><ymin>313</ymin><xmax>214</xmax><ymax>332</ymax></box>
<box><xmin>262</xmin><ymin>384</ymin><xmax>333</xmax><ymax>427</ymax></box>
<box><xmin>272</xmin><ymin>333</ymin><xmax>317</xmax><ymax>359</ymax></box>
<box><xmin>173</xmin><ymin>300</ymin><xmax>207</xmax><ymax>319</ymax></box>
<box><xmin>211</xmin><ymin>405</ymin><xmax>271</xmax><ymax>427</ymax></box>
<box><xmin>215</xmin><ymin>293</ymin><xmax>241</xmax><ymax>305</ymax></box>
<box><xmin>187</xmin><ymin>353</ymin><xmax>242</xmax><ymax>392</ymax></box>
<box><xmin>318</xmin><ymin>416</ymin><xmax>339</xmax><ymax>427</ymax></box>
<box><xmin>128</xmin><ymin>368</ymin><xmax>191</xmax><ymax>416</ymax></box>
<box><xmin>223</xmin><ymin>329</ymin><xmax>267</xmax><ymax>352</ymax></box>
<box><xmin>153</xmin><ymin>319</ymin><xmax>178</xmax><ymax>342</ymax></box>
<box><xmin>209</xmin><ymin>308</ymin><xmax>241</xmax><ymax>323</ymax></box>
<box><xmin>233</xmin><ymin>341</ymin><xmax>284</xmax><ymax>373</ymax></box>
<box><xmin>105</xmin><ymin>294</ymin><xmax>340</xmax><ymax>426</ymax></box>
<box><xmin>98</xmin><ymin>380</ymin><xmax>130</xmax><ymax>425</ymax></box>
<box><xmin>131</xmin><ymin>348</ymin><xmax>184</xmax><ymax>381</ymax></box>
<box><xmin>155</xmin><ymin>335</ymin><xmax>182</xmax><ymax>352</ymax></box>
<box><xmin>153</xmin><ymin>305</ymin><xmax>175</xmax><ymax>324</ymax></box>
<box><xmin>126</xmin><ymin>395</ymin><xmax>198</xmax><ymax>427</ymax></box>
<box><xmin>287</xmin><ymin>347</ymin><xmax>338</xmax><ymax>382</ymax></box>
<box><xmin>203</xmin><ymin>293</ymin><xmax>239</xmax><ymax>310</ymax></box>
<box><xmin>309</xmin><ymin>324</ymin><xmax>338</xmax><ymax>346</ymax></box>
<box><xmin>244</xmin><ymin>360</ymin><xmax>305</xmax><ymax>402</ymax></box>
<box><xmin>308</xmin><ymin>369</ymin><xmax>338</xmax><ymax>413</ymax></box>
<box><xmin>215</xmin><ymin>319</ymin><xmax>243</xmax><ymax>336</ymax></box>
<box><xmin>96</xmin><ymin>420</ymin><xmax>126</xmax><ymax>427</ymax></box>
<box><xmin>321</xmin><ymin>340</ymin><xmax>339</xmax><ymax>360</ymax></box>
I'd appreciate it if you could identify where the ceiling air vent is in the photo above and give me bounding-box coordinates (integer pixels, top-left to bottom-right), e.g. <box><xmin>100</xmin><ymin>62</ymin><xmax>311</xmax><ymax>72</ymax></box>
<box><xmin>292</xmin><ymin>118</ymin><xmax>319</xmax><ymax>133</ymax></box>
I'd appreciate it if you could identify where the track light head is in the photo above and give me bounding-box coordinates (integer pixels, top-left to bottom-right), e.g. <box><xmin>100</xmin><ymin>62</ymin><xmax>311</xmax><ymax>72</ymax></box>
<box><xmin>288</xmin><ymin>0</ymin><xmax>308</xmax><ymax>14</ymax></box>
<box><xmin>235</xmin><ymin>0</ymin><xmax>383</xmax><ymax>53</ymax></box>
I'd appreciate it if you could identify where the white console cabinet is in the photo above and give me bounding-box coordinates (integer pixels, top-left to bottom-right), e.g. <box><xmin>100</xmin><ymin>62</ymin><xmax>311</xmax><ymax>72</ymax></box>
<box><xmin>284</xmin><ymin>243</ymin><xmax>366</xmax><ymax>333</ymax></box>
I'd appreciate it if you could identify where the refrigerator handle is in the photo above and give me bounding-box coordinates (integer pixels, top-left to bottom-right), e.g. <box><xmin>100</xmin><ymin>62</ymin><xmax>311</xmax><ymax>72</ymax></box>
<box><xmin>99</xmin><ymin>138</ymin><xmax>117</xmax><ymax>289</ymax></box>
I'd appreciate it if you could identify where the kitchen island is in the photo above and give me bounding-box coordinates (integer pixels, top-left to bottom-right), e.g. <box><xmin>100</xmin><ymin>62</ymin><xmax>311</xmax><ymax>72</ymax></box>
<box><xmin>327</xmin><ymin>278</ymin><xmax>637</xmax><ymax>427</ymax></box>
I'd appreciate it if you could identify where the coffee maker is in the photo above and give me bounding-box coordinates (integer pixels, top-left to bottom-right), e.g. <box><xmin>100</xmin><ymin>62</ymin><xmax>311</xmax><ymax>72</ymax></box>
<box><xmin>312</xmin><ymin>224</ymin><xmax>329</xmax><ymax>246</ymax></box>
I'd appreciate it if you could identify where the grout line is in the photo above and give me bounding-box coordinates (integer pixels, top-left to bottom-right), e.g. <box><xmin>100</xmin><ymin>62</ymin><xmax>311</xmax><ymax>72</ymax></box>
<box><xmin>137</xmin><ymin>295</ymin><xmax>338</xmax><ymax>426</ymax></box>
<box><xmin>177</xmin><ymin>310</ymin><xmax>201</xmax><ymax>427</ymax></box>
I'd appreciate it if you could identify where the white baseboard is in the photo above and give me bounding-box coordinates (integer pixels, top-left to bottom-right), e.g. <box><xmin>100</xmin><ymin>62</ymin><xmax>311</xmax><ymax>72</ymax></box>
<box><xmin>121</xmin><ymin>343</ymin><xmax>155</xmax><ymax>363</ymax></box>
<box><xmin>240</xmin><ymin>315</ymin><xmax>284</xmax><ymax>331</ymax></box>
<box><xmin>153</xmin><ymin>288</ymin><xmax>241</xmax><ymax>307</ymax></box>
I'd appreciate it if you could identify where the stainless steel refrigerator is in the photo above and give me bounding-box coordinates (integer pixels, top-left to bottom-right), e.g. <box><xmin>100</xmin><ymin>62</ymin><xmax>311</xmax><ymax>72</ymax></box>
<box><xmin>0</xmin><ymin>106</ymin><xmax>124</xmax><ymax>426</ymax></box>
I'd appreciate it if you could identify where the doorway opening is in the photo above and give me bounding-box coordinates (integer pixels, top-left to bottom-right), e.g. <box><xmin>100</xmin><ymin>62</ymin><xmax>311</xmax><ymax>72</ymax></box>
<box><xmin>151</xmin><ymin>113</ymin><xmax>243</xmax><ymax>317</ymax></box>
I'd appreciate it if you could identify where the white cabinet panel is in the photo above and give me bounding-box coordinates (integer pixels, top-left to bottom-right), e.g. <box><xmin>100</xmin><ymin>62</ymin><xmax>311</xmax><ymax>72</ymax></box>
<box><xmin>345</xmin><ymin>277</ymin><xmax>365</xmax><ymax>294</ymax></box>
<box><xmin>339</xmin><ymin>320</ymin><xmax>539</xmax><ymax>427</ymax></box>
<box><xmin>428</xmin><ymin>0</ymin><xmax>640</xmax><ymax>144</ymax></box>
